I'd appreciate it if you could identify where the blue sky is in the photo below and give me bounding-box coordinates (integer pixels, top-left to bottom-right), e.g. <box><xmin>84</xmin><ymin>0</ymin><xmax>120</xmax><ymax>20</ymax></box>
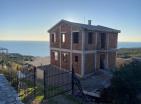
<box><xmin>0</xmin><ymin>0</ymin><xmax>141</xmax><ymax>42</ymax></box>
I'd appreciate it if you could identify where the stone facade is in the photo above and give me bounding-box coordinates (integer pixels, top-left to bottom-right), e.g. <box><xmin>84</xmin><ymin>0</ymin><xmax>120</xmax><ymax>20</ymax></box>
<box><xmin>48</xmin><ymin>20</ymin><xmax>120</xmax><ymax>77</ymax></box>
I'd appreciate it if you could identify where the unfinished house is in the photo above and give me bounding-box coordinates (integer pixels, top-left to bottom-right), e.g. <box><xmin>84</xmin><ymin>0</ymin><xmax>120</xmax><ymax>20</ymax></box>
<box><xmin>48</xmin><ymin>19</ymin><xmax>120</xmax><ymax>77</ymax></box>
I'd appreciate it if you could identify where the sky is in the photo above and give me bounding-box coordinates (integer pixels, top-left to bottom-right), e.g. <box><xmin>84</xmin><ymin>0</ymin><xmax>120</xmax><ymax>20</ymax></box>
<box><xmin>0</xmin><ymin>0</ymin><xmax>141</xmax><ymax>42</ymax></box>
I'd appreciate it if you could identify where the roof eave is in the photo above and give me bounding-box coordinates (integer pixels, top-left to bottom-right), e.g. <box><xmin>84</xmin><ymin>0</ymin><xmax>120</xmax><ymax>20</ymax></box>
<box><xmin>48</xmin><ymin>19</ymin><xmax>64</xmax><ymax>33</ymax></box>
<box><xmin>82</xmin><ymin>27</ymin><xmax>121</xmax><ymax>33</ymax></box>
<box><xmin>48</xmin><ymin>19</ymin><xmax>121</xmax><ymax>34</ymax></box>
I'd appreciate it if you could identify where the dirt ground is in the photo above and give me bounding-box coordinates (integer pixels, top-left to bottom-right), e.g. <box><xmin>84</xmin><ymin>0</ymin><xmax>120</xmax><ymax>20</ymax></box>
<box><xmin>116</xmin><ymin>58</ymin><xmax>132</xmax><ymax>68</ymax></box>
<box><xmin>26</xmin><ymin>56</ymin><xmax>50</xmax><ymax>66</ymax></box>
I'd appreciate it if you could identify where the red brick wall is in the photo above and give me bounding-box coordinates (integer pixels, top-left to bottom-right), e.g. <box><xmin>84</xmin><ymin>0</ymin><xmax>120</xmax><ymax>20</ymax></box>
<box><xmin>85</xmin><ymin>31</ymin><xmax>97</xmax><ymax>50</ymax></box>
<box><xmin>50</xmin><ymin>26</ymin><xmax>60</xmax><ymax>48</ymax></box>
<box><xmin>61</xmin><ymin>52</ymin><xmax>70</xmax><ymax>70</ymax></box>
<box><xmin>96</xmin><ymin>53</ymin><xmax>100</xmax><ymax>70</ymax></box>
<box><xmin>49</xmin><ymin>21</ymin><xmax>118</xmax><ymax>76</ymax></box>
<box><xmin>72</xmin><ymin>31</ymin><xmax>82</xmax><ymax>50</ymax></box>
<box><xmin>108</xmin><ymin>52</ymin><xmax>116</xmax><ymax>69</ymax></box>
<box><xmin>108</xmin><ymin>33</ymin><xmax>118</xmax><ymax>49</ymax></box>
<box><xmin>72</xmin><ymin>53</ymin><xmax>81</xmax><ymax>75</ymax></box>
<box><xmin>96</xmin><ymin>32</ymin><xmax>101</xmax><ymax>49</ymax></box>
<box><xmin>60</xmin><ymin>23</ymin><xmax>71</xmax><ymax>49</ymax></box>
<box><xmin>50</xmin><ymin>50</ymin><xmax>60</xmax><ymax>67</ymax></box>
<box><xmin>96</xmin><ymin>32</ymin><xmax>108</xmax><ymax>50</ymax></box>
<box><xmin>84</xmin><ymin>53</ymin><xmax>95</xmax><ymax>74</ymax></box>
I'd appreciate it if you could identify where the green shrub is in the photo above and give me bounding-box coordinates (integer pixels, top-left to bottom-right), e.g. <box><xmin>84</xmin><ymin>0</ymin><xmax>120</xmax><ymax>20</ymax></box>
<box><xmin>101</xmin><ymin>61</ymin><xmax>141</xmax><ymax>104</ymax></box>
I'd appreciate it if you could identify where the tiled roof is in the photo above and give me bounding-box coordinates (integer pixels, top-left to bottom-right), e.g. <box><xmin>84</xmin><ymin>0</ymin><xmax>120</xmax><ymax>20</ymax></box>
<box><xmin>48</xmin><ymin>19</ymin><xmax>121</xmax><ymax>33</ymax></box>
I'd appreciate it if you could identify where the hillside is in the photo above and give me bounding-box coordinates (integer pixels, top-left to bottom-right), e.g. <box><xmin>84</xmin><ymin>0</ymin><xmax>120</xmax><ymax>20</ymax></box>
<box><xmin>117</xmin><ymin>48</ymin><xmax>141</xmax><ymax>58</ymax></box>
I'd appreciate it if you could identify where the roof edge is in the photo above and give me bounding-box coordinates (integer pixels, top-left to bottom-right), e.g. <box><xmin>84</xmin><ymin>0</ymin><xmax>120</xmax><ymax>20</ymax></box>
<box><xmin>48</xmin><ymin>19</ymin><xmax>66</xmax><ymax>33</ymax></box>
<box><xmin>48</xmin><ymin>19</ymin><xmax>121</xmax><ymax>33</ymax></box>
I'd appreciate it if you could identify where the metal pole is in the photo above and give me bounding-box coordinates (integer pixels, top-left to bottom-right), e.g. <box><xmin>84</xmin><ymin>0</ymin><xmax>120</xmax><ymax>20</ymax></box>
<box><xmin>72</xmin><ymin>65</ymin><xmax>74</xmax><ymax>95</ymax></box>
<box><xmin>44</xmin><ymin>69</ymin><xmax>47</xmax><ymax>99</ymax></box>
<box><xmin>34</xmin><ymin>66</ymin><xmax>36</xmax><ymax>97</ymax></box>
<box><xmin>17</xmin><ymin>67</ymin><xmax>19</xmax><ymax>92</ymax></box>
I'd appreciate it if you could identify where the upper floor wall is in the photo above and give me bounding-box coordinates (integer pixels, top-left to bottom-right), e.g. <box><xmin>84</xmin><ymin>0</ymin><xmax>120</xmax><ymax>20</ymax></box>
<box><xmin>49</xmin><ymin>22</ymin><xmax>82</xmax><ymax>50</ymax></box>
<box><xmin>108</xmin><ymin>33</ymin><xmax>118</xmax><ymax>49</ymax></box>
<box><xmin>84</xmin><ymin>30</ymin><xmax>118</xmax><ymax>50</ymax></box>
<box><xmin>49</xmin><ymin>22</ymin><xmax>118</xmax><ymax>51</ymax></box>
<box><xmin>84</xmin><ymin>31</ymin><xmax>97</xmax><ymax>50</ymax></box>
<box><xmin>50</xmin><ymin>22</ymin><xmax>71</xmax><ymax>49</ymax></box>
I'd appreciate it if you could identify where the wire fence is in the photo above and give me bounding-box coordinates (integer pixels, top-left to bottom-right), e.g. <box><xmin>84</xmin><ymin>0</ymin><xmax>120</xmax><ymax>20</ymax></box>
<box><xmin>0</xmin><ymin>64</ymin><xmax>36</xmax><ymax>104</ymax></box>
<box><xmin>0</xmin><ymin>64</ymin><xmax>90</xmax><ymax>104</ymax></box>
<box><xmin>37</xmin><ymin>65</ymin><xmax>74</xmax><ymax>100</ymax></box>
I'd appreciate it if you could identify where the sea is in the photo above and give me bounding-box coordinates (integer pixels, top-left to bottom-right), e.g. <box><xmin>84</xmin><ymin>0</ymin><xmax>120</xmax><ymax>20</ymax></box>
<box><xmin>0</xmin><ymin>41</ymin><xmax>141</xmax><ymax>57</ymax></box>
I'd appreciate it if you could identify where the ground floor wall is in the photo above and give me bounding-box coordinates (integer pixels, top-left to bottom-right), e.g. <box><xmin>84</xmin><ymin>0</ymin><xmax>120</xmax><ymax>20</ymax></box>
<box><xmin>50</xmin><ymin>50</ymin><xmax>82</xmax><ymax>75</ymax></box>
<box><xmin>50</xmin><ymin>49</ymin><xmax>117</xmax><ymax>77</ymax></box>
<box><xmin>96</xmin><ymin>52</ymin><xmax>100</xmax><ymax>70</ymax></box>
<box><xmin>72</xmin><ymin>53</ymin><xmax>81</xmax><ymax>75</ymax></box>
<box><xmin>84</xmin><ymin>53</ymin><xmax>95</xmax><ymax>74</ymax></box>
<box><xmin>96</xmin><ymin>51</ymin><xmax>116</xmax><ymax>70</ymax></box>
<box><xmin>96</xmin><ymin>52</ymin><xmax>108</xmax><ymax>70</ymax></box>
<box><xmin>50</xmin><ymin>50</ymin><xmax>60</xmax><ymax>67</ymax></box>
<box><xmin>108</xmin><ymin>52</ymin><xmax>116</xmax><ymax>69</ymax></box>
<box><xmin>60</xmin><ymin>51</ymin><xmax>70</xmax><ymax>70</ymax></box>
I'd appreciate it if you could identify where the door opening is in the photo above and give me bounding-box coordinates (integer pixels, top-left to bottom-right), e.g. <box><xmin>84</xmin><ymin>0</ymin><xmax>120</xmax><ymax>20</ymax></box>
<box><xmin>100</xmin><ymin>54</ymin><xmax>105</xmax><ymax>69</ymax></box>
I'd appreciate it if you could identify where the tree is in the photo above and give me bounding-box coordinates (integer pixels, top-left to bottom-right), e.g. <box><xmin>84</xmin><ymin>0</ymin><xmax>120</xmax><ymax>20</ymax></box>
<box><xmin>101</xmin><ymin>61</ymin><xmax>141</xmax><ymax>104</ymax></box>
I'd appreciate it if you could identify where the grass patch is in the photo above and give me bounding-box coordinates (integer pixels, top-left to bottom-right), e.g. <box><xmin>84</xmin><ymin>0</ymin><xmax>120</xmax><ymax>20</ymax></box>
<box><xmin>19</xmin><ymin>87</ymin><xmax>34</xmax><ymax>101</ymax></box>
<box><xmin>35</xmin><ymin>95</ymin><xmax>44</xmax><ymax>102</ymax></box>
<box><xmin>118</xmin><ymin>48</ymin><xmax>141</xmax><ymax>58</ymax></box>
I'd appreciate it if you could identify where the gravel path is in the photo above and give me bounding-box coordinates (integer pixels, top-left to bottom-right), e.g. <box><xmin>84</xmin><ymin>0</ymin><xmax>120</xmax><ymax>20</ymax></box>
<box><xmin>0</xmin><ymin>74</ymin><xmax>23</xmax><ymax>104</ymax></box>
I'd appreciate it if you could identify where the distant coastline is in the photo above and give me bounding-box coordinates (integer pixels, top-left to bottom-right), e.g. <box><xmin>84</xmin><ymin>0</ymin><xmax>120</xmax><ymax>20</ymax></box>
<box><xmin>118</xmin><ymin>42</ymin><xmax>141</xmax><ymax>48</ymax></box>
<box><xmin>0</xmin><ymin>40</ymin><xmax>50</xmax><ymax>57</ymax></box>
<box><xmin>0</xmin><ymin>41</ymin><xmax>141</xmax><ymax>56</ymax></box>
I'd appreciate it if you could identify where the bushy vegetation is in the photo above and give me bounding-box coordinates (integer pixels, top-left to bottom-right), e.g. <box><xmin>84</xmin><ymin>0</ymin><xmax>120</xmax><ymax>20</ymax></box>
<box><xmin>117</xmin><ymin>48</ymin><xmax>141</xmax><ymax>58</ymax></box>
<box><xmin>101</xmin><ymin>61</ymin><xmax>141</xmax><ymax>104</ymax></box>
<box><xmin>8</xmin><ymin>53</ymin><xmax>34</xmax><ymax>64</ymax></box>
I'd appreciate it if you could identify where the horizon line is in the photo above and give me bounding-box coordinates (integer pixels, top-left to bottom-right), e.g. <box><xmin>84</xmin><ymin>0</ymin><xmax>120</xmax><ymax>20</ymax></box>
<box><xmin>0</xmin><ymin>40</ymin><xmax>141</xmax><ymax>43</ymax></box>
<box><xmin>0</xmin><ymin>40</ymin><xmax>49</xmax><ymax>42</ymax></box>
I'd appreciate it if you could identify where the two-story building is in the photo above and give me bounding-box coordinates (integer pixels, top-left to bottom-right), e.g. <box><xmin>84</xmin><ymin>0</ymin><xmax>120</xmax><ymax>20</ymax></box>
<box><xmin>48</xmin><ymin>19</ymin><xmax>120</xmax><ymax>77</ymax></box>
